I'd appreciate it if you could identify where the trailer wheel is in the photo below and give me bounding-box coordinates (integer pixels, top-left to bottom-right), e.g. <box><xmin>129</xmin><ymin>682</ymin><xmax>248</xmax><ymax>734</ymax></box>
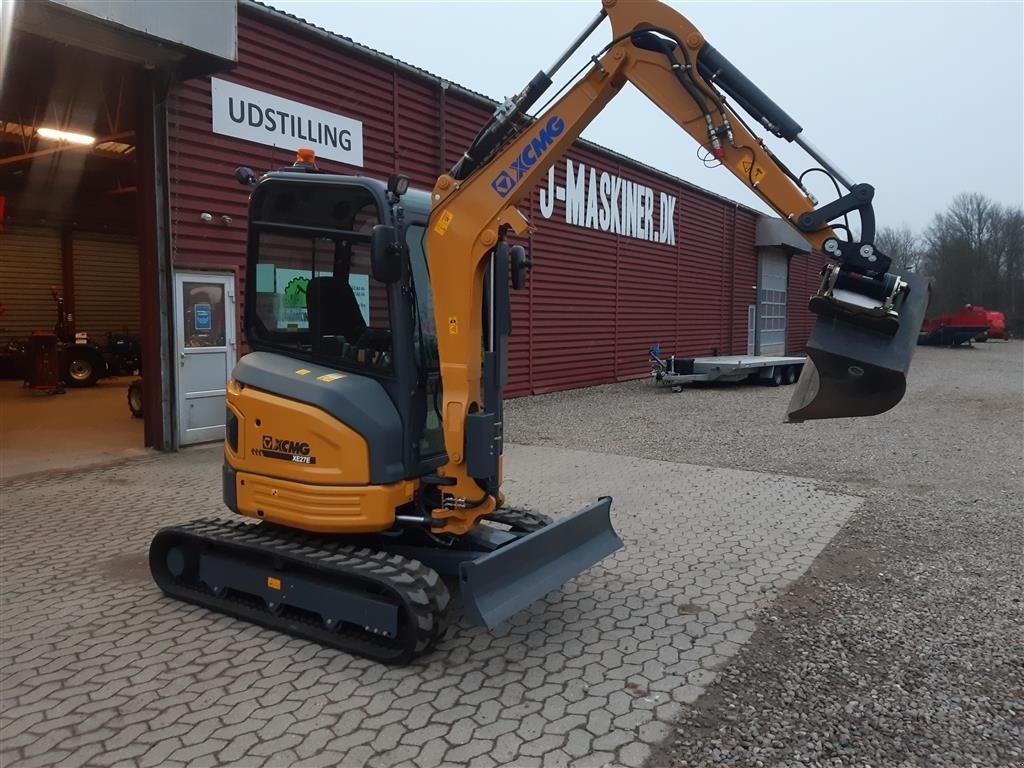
<box><xmin>784</xmin><ymin>365</ymin><xmax>799</xmax><ymax>385</ymax></box>
<box><xmin>767</xmin><ymin>366</ymin><xmax>784</xmax><ymax>387</ymax></box>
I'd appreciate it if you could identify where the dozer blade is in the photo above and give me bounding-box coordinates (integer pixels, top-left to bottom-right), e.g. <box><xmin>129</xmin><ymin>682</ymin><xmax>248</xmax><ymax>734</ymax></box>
<box><xmin>460</xmin><ymin>497</ymin><xmax>622</xmax><ymax>628</ymax></box>
<box><xmin>787</xmin><ymin>273</ymin><xmax>930</xmax><ymax>422</ymax></box>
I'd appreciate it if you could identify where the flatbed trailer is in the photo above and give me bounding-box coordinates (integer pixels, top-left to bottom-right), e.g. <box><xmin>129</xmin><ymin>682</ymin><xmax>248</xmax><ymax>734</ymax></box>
<box><xmin>649</xmin><ymin>346</ymin><xmax>806</xmax><ymax>391</ymax></box>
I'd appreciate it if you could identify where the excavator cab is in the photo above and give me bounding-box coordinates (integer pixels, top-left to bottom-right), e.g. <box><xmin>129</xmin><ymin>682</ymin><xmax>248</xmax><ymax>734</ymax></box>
<box><xmin>231</xmin><ymin>171</ymin><xmax>463</xmax><ymax>510</ymax></box>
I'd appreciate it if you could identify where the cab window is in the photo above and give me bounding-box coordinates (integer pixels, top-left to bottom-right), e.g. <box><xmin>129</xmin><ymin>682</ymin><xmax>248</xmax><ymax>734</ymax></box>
<box><xmin>248</xmin><ymin>184</ymin><xmax>393</xmax><ymax>373</ymax></box>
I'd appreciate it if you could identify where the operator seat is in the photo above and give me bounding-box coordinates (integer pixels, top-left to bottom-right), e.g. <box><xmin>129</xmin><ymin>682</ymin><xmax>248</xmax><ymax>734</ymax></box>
<box><xmin>306</xmin><ymin>276</ymin><xmax>367</xmax><ymax>356</ymax></box>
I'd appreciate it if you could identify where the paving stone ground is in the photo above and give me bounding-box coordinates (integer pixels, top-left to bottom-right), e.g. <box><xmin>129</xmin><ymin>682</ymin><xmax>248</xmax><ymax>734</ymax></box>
<box><xmin>0</xmin><ymin>442</ymin><xmax>861</xmax><ymax>767</ymax></box>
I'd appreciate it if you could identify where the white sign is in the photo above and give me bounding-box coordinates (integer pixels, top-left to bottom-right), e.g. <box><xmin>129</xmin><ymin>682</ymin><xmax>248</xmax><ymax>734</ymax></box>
<box><xmin>211</xmin><ymin>78</ymin><xmax>363</xmax><ymax>166</ymax></box>
<box><xmin>348</xmin><ymin>274</ymin><xmax>370</xmax><ymax>324</ymax></box>
<box><xmin>539</xmin><ymin>160</ymin><xmax>677</xmax><ymax>246</ymax></box>
<box><xmin>270</xmin><ymin>269</ymin><xmax>370</xmax><ymax>330</ymax></box>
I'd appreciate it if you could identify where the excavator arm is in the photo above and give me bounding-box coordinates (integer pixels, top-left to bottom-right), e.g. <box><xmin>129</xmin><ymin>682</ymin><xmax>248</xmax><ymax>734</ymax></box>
<box><xmin>422</xmin><ymin>0</ymin><xmax>928</xmax><ymax>533</ymax></box>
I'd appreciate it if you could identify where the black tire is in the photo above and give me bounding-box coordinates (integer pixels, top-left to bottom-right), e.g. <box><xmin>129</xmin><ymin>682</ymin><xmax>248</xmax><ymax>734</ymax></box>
<box><xmin>128</xmin><ymin>379</ymin><xmax>144</xmax><ymax>418</ymax></box>
<box><xmin>63</xmin><ymin>348</ymin><xmax>101</xmax><ymax>387</ymax></box>
<box><xmin>784</xmin><ymin>365</ymin><xmax>799</xmax><ymax>385</ymax></box>
<box><xmin>767</xmin><ymin>366</ymin><xmax>784</xmax><ymax>387</ymax></box>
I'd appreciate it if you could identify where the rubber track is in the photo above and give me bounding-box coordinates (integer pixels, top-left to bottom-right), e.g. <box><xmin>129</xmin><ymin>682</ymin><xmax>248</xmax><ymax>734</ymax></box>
<box><xmin>149</xmin><ymin>519</ymin><xmax>450</xmax><ymax>664</ymax></box>
<box><xmin>484</xmin><ymin>507</ymin><xmax>553</xmax><ymax>533</ymax></box>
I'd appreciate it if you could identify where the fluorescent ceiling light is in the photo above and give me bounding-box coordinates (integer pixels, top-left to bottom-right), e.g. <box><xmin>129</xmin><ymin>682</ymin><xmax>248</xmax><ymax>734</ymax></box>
<box><xmin>37</xmin><ymin>127</ymin><xmax>95</xmax><ymax>145</ymax></box>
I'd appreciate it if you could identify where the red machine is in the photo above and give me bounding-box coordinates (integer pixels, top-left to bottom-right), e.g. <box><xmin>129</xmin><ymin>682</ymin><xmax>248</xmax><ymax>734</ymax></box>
<box><xmin>982</xmin><ymin>309</ymin><xmax>1008</xmax><ymax>340</ymax></box>
<box><xmin>918</xmin><ymin>305</ymin><xmax>996</xmax><ymax>346</ymax></box>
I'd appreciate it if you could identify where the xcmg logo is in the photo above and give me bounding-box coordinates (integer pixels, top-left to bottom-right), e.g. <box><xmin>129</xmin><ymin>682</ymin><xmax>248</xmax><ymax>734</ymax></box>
<box><xmin>262</xmin><ymin>435</ymin><xmax>310</xmax><ymax>455</ymax></box>
<box><xmin>254</xmin><ymin>434</ymin><xmax>316</xmax><ymax>464</ymax></box>
<box><xmin>490</xmin><ymin>115</ymin><xmax>565</xmax><ymax>198</ymax></box>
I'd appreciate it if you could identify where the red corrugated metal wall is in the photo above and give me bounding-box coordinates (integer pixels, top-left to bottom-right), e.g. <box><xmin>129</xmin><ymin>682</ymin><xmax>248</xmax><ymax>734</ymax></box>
<box><xmin>786</xmin><ymin>251</ymin><xmax>828</xmax><ymax>353</ymax></box>
<box><xmin>166</xmin><ymin>7</ymin><xmax>805</xmax><ymax>397</ymax></box>
<box><xmin>731</xmin><ymin>210</ymin><xmax>759</xmax><ymax>354</ymax></box>
<box><xmin>613</xmin><ymin>162</ymin><xmax>677</xmax><ymax>383</ymax></box>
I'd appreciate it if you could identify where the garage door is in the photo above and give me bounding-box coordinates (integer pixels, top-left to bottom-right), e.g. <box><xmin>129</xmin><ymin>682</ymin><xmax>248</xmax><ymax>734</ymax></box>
<box><xmin>758</xmin><ymin>250</ymin><xmax>788</xmax><ymax>356</ymax></box>
<box><xmin>0</xmin><ymin>226</ymin><xmax>62</xmax><ymax>342</ymax></box>
<box><xmin>72</xmin><ymin>232</ymin><xmax>139</xmax><ymax>338</ymax></box>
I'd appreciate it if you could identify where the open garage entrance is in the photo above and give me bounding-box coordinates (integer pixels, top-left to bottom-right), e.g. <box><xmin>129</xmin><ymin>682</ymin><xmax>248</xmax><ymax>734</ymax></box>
<box><xmin>0</xmin><ymin>1</ymin><xmax>236</xmax><ymax>477</ymax></box>
<box><xmin>0</xmin><ymin>33</ymin><xmax>148</xmax><ymax>477</ymax></box>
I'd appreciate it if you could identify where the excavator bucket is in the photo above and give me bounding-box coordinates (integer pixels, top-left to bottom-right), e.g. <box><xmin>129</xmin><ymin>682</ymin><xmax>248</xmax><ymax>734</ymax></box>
<box><xmin>787</xmin><ymin>273</ymin><xmax>930</xmax><ymax>422</ymax></box>
<box><xmin>460</xmin><ymin>497</ymin><xmax>622</xmax><ymax>628</ymax></box>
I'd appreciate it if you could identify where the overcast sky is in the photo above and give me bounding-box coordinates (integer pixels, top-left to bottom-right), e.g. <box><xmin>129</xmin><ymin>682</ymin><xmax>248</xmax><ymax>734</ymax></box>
<box><xmin>269</xmin><ymin>0</ymin><xmax>1023</xmax><ymax>234</ymax></box>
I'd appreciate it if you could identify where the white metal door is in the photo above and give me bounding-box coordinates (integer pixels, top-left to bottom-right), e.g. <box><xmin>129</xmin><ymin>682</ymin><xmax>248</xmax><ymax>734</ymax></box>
<box><xmin>757</xmin><ymin>251</ymin><xmax>789</xmax><ymax>356</ymax></box>
<box><xmin>174</xmin><ymin>272</ymin><xmax>236</xmax><ymax>445</ymax></box>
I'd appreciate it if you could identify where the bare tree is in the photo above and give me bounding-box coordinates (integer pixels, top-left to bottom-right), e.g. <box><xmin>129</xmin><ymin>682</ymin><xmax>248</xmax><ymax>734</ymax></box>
<box><xmin>921</xmin><ymin>193</ymin><xmax>1024</xmax><ymax>332</ymax></box>
<box><xmin>875</xmin><ymin>224</ymin><xmax>922</xmax><ymax>273</ymax></box>
<box><xmin>992</xmin><ymin>207</ymin><xmax>1024</xmax><ymax>330</ymax></box>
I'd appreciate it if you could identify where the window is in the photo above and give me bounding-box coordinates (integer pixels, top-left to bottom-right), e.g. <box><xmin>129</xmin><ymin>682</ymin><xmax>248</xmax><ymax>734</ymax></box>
<box><xmin>407</xmin><ymin>224</ymin><xmax>444</xmax><ymax>460</ymax></box>
<box><xmin>248</xmin><ymin>186</ymin><xmax>393</xmax><ymax>373</ymax></box>
<box><xmin>758</xmin><ymin>285</ymin><xmax>787</xmax><ymax>337</ymax></box>
<box><xmin>407</xmin><ymin>225</ymin><xmax>438</xmax><ymax>369</ymax></box>
<box><xmin>182</xmin><ymin>282</ymin><xmax>226</xmax><ymax>348</ymax></box>
<box><xmin>253</xmin><ymin>234</ymin><xmax>334</xmax><ymax>333</ymax></box>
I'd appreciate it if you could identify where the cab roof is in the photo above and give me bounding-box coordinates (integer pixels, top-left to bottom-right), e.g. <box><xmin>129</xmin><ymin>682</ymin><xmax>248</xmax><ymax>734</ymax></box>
<box><xmin>258</xmin><ymin>169</ymin><xmax>432</xmax><ymax>219</ymax></box>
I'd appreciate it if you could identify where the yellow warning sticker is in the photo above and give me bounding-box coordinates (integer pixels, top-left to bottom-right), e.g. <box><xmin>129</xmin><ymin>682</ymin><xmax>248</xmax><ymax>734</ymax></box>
<box><xmin>316</xmin><ymin>372</ymin><xmax>347</xmax><ymax>382</ymax></box>
<box><xmin>738</xmin><ymin>158</ymin><xmax>766</xmax><ymax>185</ymax></box>
<box><xmin>434</xmin><ymin>209</ymin><xmax>454</xmax><ymax>236</ymax></box>
<box><xmin>448</xmin><ymin>316</ymin><xmax>459</xmax><ymax>335</ymax></box>
<box><xmin>294</xmin><ymin>368</ymin><xmax>311</xmax><ymax>376</ymax></box>
<box><xmin>267</xmin><ymin>577</ymin><xmax>281</xmax><ymax>590</ymax></box>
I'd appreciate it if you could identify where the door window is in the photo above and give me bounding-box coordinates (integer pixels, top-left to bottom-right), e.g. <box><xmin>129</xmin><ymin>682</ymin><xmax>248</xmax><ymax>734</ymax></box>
<box><xmin>407</xmin><ymin>224</ymin><xmax>444</xmax><ymax>461</ymax></box>
<box><xmin>183</xmin><ymin>282</ymin><xmax>226</xmax><ymax>347</ymax></box>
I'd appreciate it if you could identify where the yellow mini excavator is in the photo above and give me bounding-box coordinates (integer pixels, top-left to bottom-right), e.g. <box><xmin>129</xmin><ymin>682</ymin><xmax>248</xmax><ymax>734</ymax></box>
<box><xmin>150</xmin><ymin>0</ymin><xmax>928</xmax><ymax>662</ymax></box>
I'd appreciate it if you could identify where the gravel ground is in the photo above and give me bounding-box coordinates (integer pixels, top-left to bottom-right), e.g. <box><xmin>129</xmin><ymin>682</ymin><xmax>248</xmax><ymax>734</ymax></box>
<box><xmin>506</xmin><ymin>341</ymin><xmax>1023</xmax><ymax>767</ymax></box>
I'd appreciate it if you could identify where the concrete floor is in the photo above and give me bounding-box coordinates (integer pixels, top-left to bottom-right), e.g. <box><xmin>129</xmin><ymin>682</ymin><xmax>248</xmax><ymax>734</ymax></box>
<box><xmin>0</xmin><ymin>443</ymin><xmax>860</xmax><ymax>768</ymax></box>
<box><xmin>0</xmin><ymin>376</ymin><xmax>147</xmax><ymax>480</ymax></box>
<box><xmin>1</xmin><ymin>346</ymin><xmax>1018</xmax><ymax>767</ymax></box>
